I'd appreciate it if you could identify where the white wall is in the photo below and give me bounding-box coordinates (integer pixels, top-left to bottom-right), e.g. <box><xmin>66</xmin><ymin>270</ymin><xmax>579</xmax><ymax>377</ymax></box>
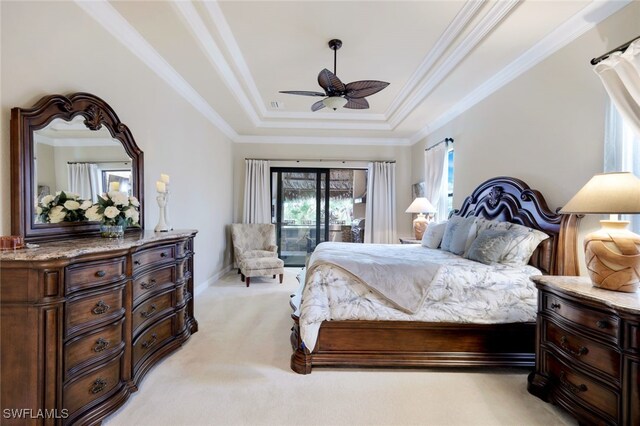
<box><xmin>410</xmin><ymin>2</ymin><xmax>640</xmax><ymax>273</ymax></box>
<box><xmin>1</xmin><ymin>1</ymin><xmax>234</xmax><ymax>287</ymax></box>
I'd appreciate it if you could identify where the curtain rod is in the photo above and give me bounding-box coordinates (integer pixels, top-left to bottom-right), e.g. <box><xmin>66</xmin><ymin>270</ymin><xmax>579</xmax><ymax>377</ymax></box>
<box><xmin>245</xmin><ymin>158</ymin><xmax>395</xmax><ymax>163</ymax></box>
<box><xmin>67</xmin><ymin>161</ymin><xmax>130</xmax><ymax>164</ymax></box>
<box><xmin>425</xmin><ymin>137</ymin><xmax>454</xmax><ymax>151</ymax></box>
<box><xmin>591</xmin><ymin>35</ymin><xmax>640</xmax><ymax>65</ymax></box>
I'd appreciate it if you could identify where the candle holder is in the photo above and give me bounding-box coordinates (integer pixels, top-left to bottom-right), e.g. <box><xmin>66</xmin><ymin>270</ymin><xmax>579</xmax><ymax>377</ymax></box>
<box><xmin>154</xmin><ymin>191</ymin><xmax>169</xmax><ymax>232</ymax></box>
<box><xmin>164</xmin><ymin>184</ymin><xmax>173</xmax><ymax>231</ymax></box>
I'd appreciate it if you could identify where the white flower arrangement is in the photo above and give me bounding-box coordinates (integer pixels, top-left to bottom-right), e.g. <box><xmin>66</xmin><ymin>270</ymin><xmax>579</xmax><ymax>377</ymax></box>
<box><xmin>36</xmin><ymin>191</ymin><xmax>91</xmax><ymax>223</ymax></box>
<box><xmin>91</xmin><ymin>192</ymin><xmax>141</xmax><ymax>228</ymax></box>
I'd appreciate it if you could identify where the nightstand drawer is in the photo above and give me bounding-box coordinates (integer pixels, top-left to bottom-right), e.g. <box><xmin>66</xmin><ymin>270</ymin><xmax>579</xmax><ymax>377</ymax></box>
<box><xmin>543</xmin><ymin>350</ymin><xmax>619</xmax><ymax>420</ymax></box>
<box><xmin>543</xmin><ymin>319</ymin><xmax>620</xmax><ymax>378</ymax></box>
<box><xmin>543</xmin><ymin>293</ymin><xmax>619</xmax><ymax>340</ymax></box>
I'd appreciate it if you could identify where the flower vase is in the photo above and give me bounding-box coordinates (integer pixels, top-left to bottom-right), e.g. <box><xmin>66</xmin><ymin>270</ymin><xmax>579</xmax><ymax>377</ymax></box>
<box><xmin>100</xmin><ymin>224</ymin><xmax>124</xmax><ymax>238</ymax></box>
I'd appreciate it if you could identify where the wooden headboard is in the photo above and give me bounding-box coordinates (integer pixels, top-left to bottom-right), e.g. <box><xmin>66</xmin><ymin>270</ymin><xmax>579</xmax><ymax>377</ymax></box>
<box><xmin>451</xmin><ymin>176</ymin><xmax>580</xmax><ymax>276</ymax></box>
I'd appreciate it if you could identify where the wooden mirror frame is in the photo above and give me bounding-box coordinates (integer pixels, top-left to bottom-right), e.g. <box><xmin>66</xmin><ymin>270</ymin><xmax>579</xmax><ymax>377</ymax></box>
<box><xmin>11</xmin><ymin>92</ymin><xmax>144</xmax><ymax>242</ymax></box>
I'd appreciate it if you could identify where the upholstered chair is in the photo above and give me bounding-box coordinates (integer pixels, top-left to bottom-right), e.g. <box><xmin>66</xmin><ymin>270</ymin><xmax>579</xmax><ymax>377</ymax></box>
<box><xmin>230</xmin><ymin>223</ymin><xmax>278</xmax><ymax>270</ymax></box>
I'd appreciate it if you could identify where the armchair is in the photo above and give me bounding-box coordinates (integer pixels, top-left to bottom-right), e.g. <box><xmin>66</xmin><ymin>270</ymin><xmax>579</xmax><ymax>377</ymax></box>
<box><xmin>230</xmin><ymin>223</ymin><xmax>278</xmax><ymax>270</ymax></box>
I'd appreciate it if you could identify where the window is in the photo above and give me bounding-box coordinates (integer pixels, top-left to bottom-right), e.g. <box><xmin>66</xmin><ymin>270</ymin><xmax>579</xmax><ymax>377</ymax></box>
<box><xmin>605</xmin><ymin>102</ymin><xmax>640</xmax><ymax>233</ymax></box>
<box><xmin>446</xmin><ymin>148</ymin><xmax>454</xmax><ymax>214</ymax></box>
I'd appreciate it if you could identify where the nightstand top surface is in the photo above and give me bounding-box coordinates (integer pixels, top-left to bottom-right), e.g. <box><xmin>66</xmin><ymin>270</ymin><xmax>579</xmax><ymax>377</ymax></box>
<box><xmin>531</xmin><ymin>275</ymin><xmax>640</xmax><ymax>315</ymax></box>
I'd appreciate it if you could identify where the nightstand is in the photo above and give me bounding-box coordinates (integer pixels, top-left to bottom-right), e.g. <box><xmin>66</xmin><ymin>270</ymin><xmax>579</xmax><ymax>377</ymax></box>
<box><xmin>399</xmin><ymin>237</ymin><xmax>421</xmax><ymax>244</ymax></box>
<box><xmin>527</xmin><ymin>275</ymin><xmax>640</xmax><ymax>425</ymax></box>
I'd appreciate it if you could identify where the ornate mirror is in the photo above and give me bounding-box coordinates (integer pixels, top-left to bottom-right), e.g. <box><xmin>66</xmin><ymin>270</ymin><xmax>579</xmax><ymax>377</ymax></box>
<box><xmin>11</xmin><ymin>93</ymin><xmax>144</xmax><ymax>242</ymax></box>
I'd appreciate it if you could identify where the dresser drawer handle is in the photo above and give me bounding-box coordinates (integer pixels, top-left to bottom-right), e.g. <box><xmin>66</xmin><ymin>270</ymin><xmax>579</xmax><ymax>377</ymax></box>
<box><xmin>140</xmin><ymin>279</ymin><xmax>157</xmax><ymax>290</ymax></box>
<box><xmin>140</xmin><ymin>304</ymin><xmax>157</xmax><ymax>318</ymax></box>
<box><xmin>560</xmin><ymin>336</ymin><xmax>589</xmax><ymax>358</ymax></box>
<box><xmin>160</xmin><ymin>252</ymin><xmax>168</xmax><ymax>258</ymax></box>
<box><xmin>93</xmin><ymin>338</ymin><xmax>110</xmax><ymax>353</ymax></box>
<box><xmin>550</xmin><ymin>303</ymin><xmax>561</xmax><ymax>309</ymax></box>
<box><xmin>141</xmin><ymin>333</ymin><xmax>158</xmax><ymax>349</ymax></box>
<box><xmin>134</xmin><ymin>260</ymin><xmax>141</xmax><ymax>266</ymax></box>
<box><xmin>95</xmin><ymin>270</ymin><xmax>106</xmax><ymax>277</ymax></box>
<box><xmin>596</xmin><ymin>320</ymin><xmax>608</xmax><ymax>329</ymax></box>
<box><xmin>91</xmin><ymin>300</ymin><xmax>111</xmax><ymax>315</ymax></box>
<box><xmin>89</xmin><ymin>378</ymin><xmax>108</xmax><ymax>394</ymax></box>
<box><xmin>559</xmin><ymin>371</ymin><xmax>587</xmax><ymax>394</ymax></box>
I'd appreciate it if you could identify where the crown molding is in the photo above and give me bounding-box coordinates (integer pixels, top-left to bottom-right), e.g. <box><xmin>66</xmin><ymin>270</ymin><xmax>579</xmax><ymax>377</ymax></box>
<box><xmin>75</xmin><ymin>0</ymin><xmax>238</xmax><ymax>141</ymax></box>
<box><xmin>408</xmin><ymin>0</ymin><xmax>632</xmax><ymax>145</ymax></box>
<box><xmin>234</xmin><ymin>135</ymin><xmax>411</xmax><ymax>146</ymax></box>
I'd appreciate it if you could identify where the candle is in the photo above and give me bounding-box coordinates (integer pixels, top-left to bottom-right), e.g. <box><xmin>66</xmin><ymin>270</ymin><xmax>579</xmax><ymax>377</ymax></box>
<box><xmin>109</xmin><ymin>182</ymin><xmax>120</xmax><ymax>192</ymax></box>
<box><xmin>156</xmin><ymin>181</ymin><xmax>166</xmax><ymax>193</ymax></box>
<box><xmin>160</xmin><ymin>174</ymin><xmax>170</xmax><ymax>184</ymax></box>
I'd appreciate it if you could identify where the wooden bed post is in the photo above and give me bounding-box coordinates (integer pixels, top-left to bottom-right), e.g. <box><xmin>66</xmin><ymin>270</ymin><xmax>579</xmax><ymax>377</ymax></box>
<box><xmin>555</xmin><ymin>213</ymin><xmax>582</xmax><ymax>276</ymax></box>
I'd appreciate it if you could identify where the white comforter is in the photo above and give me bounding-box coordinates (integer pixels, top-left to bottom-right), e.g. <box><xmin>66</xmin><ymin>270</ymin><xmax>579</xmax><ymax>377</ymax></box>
<box><xmin>298</xmin><ymin>243</ymin><xmax>541</xmax><ymax>351</ymax></box>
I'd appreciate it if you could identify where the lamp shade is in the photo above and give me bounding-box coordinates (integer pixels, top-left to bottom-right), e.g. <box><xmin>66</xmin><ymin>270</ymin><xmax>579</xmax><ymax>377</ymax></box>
<box><xmin>405</xmin><ymin>197</ymin><xmax>436</xmax><ymax>214</ymax></box>
<box><xmin>560</xmin><ymin>172</ymin><xmax>640</xmax><ymax>214</ymax></box>
<box><xmin>323</xmin><ymin>96</ymin><xmax>348</xmax><ymax>111</ymax></box>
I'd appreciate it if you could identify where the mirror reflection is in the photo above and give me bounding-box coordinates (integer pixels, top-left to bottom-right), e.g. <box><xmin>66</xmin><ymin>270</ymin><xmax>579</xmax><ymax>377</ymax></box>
<box><xmin>33</xmin><ymin>116</ymin><xmax>133</xmax><ymax>213</ymax></box>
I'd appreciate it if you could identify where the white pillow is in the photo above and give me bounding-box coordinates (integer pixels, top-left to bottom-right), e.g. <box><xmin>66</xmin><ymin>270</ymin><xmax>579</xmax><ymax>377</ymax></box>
<box><xmin>421</xmin><ymin>221</ymin><xmax>447</xmax><ymax>249</ymax></box>
<box><xmin>440</xmin><ymin>216</ymin><xmax>463</xmax><ymax>252</ymax></box>
<box><xmin>499</xmin><ymin>223</ymin><xmax>549</xmax><ymax>266</ymax></box>
<box><xmin>448</xmin><ymin>216</ymin><xmax>478</xmax><ymax>255</ymax></box>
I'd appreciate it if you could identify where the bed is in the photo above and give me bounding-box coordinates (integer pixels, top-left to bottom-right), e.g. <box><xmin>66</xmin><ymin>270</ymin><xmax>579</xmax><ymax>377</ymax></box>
<box><xmin>289</xmin><ymin>176</ymin><xmax>581</xmax><ymax>374</ymax></box>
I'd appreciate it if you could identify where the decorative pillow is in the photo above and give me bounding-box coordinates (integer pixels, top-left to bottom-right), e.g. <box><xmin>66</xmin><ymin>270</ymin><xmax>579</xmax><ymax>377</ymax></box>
<box><xmin>440</xmin><ymin>215</ymin><xmax>463</xmax><ymax>252</ymax></box>
<box><xmin>465</xmin><ymin>229</ymin><xmax>512</xmax><ymax>265</ymax></box>
<box><xmin>421</xmin><ymin>221</ymin><xmax>447</xmax><ymax>249</ymax></box>
<box><xmin>447</xmin><ymin>216</ymin><xmax>478</xmax><ymax>255</ymax></box>
<box><xmin>499</xmin><ymin>223</ymin><xmax>549</xmax><ymax>266</ymax></box>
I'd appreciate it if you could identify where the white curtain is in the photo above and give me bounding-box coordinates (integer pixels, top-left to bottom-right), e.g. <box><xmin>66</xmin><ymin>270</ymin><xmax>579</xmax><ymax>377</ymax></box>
<box><xmin>67</xmin><ymin>163</ymin><xmax>99</xmax><ymax>202</ymax></box>
<box><xmin>364</xmin><ymin>162</ymin><xmax>397</xmax><ymax>244</ymax></box>
<box><xmin>243</xmin><ymin>159</ymin><xmax>271</xmax><ymax>224</ymax></box>
<box><xmin>593</xmin><ymin>38</ymin><xmax>640</xmax><ymax>137</ymax></box>
<box><xmin>424</xmin><ymin>143</ymin><xmax>448</xmax><ymax>221</ymax></box>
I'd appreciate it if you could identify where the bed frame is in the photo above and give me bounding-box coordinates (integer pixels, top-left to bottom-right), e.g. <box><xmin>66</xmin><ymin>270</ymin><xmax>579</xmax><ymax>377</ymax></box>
<box><xmin>290</xmin><ymin>176</ymin><xmax>581</xmax><ymax>374</ymax></box>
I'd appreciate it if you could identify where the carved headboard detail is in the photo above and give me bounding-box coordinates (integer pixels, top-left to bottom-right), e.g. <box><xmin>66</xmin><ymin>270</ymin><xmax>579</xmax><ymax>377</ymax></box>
<box><xmin>451</xmin><ymin>176</ymin><xmax>580</xmax><ymax>276</ymax></box>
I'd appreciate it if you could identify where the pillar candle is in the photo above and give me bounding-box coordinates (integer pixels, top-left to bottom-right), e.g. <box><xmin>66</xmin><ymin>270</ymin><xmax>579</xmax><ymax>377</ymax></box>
<box><xmin>160</xmin><ymin>174</ymin><xmax>170</xmax><ymax>184</ymax></box>
<box><xmin>156</xmin><ymin>181</ymin><xmax>166</xmax><ymax>193</ymax></box>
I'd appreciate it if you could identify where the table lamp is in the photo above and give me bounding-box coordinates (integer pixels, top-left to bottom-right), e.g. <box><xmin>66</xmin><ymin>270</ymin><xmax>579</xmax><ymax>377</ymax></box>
<box><xmin>560</xmin><ymin>172</ymin><xmax>640</xmax><ymax>292</ymax></box>
<box><xmin>405</xmin><ymin>197</ymin><xmax>436</xmax><ymax>240</ymax></box>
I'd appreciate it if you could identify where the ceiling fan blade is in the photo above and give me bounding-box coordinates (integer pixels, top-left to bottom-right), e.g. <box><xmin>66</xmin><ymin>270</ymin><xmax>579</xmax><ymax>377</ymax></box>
<box><xmin>317</xmin><ymin>69</ymin><xmax>345</xmax><ymax>94</ymax></box>
<box><xmin>344</xmin><ymin>80</ymin><xmax>390</xmax><ymax>99</ymax></box>
<box><xmin>279</xmin><ymin>90</ymin><xmax>327</xmax><ymax>97</ymax></box>
<box><xmin>311</xmin><ymin>100</ymin><xmax>326</xmax><ymax>112</ymax></box>
<box><xmin>343</xmin><ymin>97</ymin><xmax>369</xmax><ymax>110</ymax></box>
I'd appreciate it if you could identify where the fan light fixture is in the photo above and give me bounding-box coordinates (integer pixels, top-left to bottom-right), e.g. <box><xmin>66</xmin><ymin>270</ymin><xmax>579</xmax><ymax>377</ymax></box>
<box><xmin>323</xmin><ymin>96</ymin><xmax>348</xmax><ymax>111</ymax></box>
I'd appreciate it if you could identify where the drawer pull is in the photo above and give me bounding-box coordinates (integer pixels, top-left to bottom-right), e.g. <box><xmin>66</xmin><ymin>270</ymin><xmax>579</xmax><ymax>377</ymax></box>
<box><xmin>95</xmin><ymin>270</ymin><xmax>106</xmax><ymax>277</ymax></box>
<box><xmin>596</xmin><ymin>320</ymin><xmax>608</xmax><ymax>329</ymax></box>
<box><xmin>134</xmin><ymin>260</ymin><xmax>141</xmax><ymax>266</ymax></box>
<box><xmin>141</xmin><ymin>333</ymin><xmax>158</xmax><ymax>349</ymax></box>
<box><xmin>140</xmin><ymin>279</ymin><xmax>157</xmax><ymax>290</ymax></box>
<box><xmin>559</xmin><ymin>371</ymin><xmax>587</xmax><ymax>394</ymax></box>
<box><xmin>90</xmin><ymin>378</ymin><xmax>108</xmax><ymax>394</ymax></box>
<box><xmin>140</xmin><ymin>304</ymin><xmax>157</xmax><ymax>318</ymax></box>
<box><xmin>560</xmin><ymin>336</ymin><xmax>589</xmax><ymax>358</ymax></box>
<box><xmin>91</xmin><ymin>300</ymin><xmax>111</xmax><ymax>315</ymax></box>
<box><xmin>93</xmin><ymin>338</ymin><xmax>110</xmax><ymax>353</ymax></box>
<box><xmin>160</xmin><ymin>252</ymin><xmax>168</xmax><ymax>258</ymax></box>
<box><xmin>550</xmin><ymin>303</ymin><xmax>561</xmax><ymax>309</ymax></box>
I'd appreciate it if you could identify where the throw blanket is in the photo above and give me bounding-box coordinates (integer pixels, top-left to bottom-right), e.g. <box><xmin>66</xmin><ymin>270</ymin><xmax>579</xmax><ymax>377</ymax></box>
<box><xmin>307</xmin><ymin>242</ymin><xmax>443</xmax><ymax>314</ymax></box>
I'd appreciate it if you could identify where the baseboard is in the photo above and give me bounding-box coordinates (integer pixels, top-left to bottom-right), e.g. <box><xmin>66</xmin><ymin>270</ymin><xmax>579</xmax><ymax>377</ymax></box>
<box><xmin>194</xmin><ymin>264</ymin><xmax>232</xmax><ymax>296</ymax></box>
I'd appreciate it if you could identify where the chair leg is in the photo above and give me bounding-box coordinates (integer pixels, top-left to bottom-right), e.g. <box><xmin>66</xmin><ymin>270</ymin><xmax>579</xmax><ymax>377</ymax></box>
<box><xmin>240</xmin><ymin>273</ymin><xmax>245</xmax><ymax>282</ymax></box>
<box><xmin>273</xmin><ymin>274</ymin><xmax>276</xmax><ymax>279</ymax></box>
<box><xmin>246</xmin><ymin>277</ymin><xmax>250</xmax><ymax>287</ymax></box>
<box><xmin>237</xmin><ymin>268</ymin><xmax>240</xmax><ymax>274</ymax></box>
<box><xmin>279</xmin><ymin>273</ymin><xmax>284</xmax><ymax>284</ymax></box>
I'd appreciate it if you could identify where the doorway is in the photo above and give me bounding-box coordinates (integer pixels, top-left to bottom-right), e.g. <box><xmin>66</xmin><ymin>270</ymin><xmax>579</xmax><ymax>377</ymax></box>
<box><xmin>271</xmin><ymin>168</ymin><xmax>367</xmax><ymax>267</ymax></box>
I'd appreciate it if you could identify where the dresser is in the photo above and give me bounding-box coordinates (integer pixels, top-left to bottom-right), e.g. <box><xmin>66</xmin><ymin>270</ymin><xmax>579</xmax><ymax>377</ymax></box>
<box><xmin>0</xmin><ymin>230</ymin><xmax>198</xmax><ymax>425</ymax></box>
<box><xmin>528</xmin><ymin>276</ymin><xmax>640</xmax><ymax>425</ymax></box>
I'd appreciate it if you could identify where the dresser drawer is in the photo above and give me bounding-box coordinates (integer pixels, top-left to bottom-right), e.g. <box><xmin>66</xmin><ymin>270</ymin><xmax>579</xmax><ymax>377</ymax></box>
<box><xmin>133</xmin><ymin>265</ymin><xmax>176</xmax><ymax>303</ymax></box>
<box><xmin>626</xmin><ymin>323</ymin><xmax>640</xmax><ymax>354</ymax></box>
<box><xmin>66</xmin><ymin>257</ymin><xmax>126</xmax><ymax>293</ymax></box>
<box><xmin>132</xmin><ymin>289</ymin><xmax>174</xmax><ymax>334</ymax></box>
<box><xmin>543</xmin><ymin>293</ymin><xmax>619</xmax><ymax>340</ymax></box>
<box><xmin>543</xmin><ymin>350</ymin><xmax>619</xmax><ymax>420</ymax></box>
<box><xmin>66</xmin><ymin>287</ymin><xmax>125</xmax><ymax>337</ymax></box>
<box><xmin>543</xmin><ymin>319</ymin><xmax>621</xmax><ymax>378</ymax></box>
<box><xmin>63</xmin><ymin>353</ymin><xmax>124</xmax><ymax>416</ymax></box>
<box><xmin>65</xmin><ymin>319</ymin><xmax>125</xmax><ymax>380</ymax></box>
<box><xmin>133</xmin><ymin>316</ymin><xmax>174</xmax><ymax>369</ymax></box>
<box><xmin>132</xmin><ymin>245</ymin><xmax>175</xmax><ymax>273</ymax></box>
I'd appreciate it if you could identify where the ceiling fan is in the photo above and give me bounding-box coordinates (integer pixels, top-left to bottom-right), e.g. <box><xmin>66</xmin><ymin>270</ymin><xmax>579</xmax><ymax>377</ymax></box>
<box><xmin>279</xmin><ymin>39</ymin><xmax>390</xmax><ymax>112</ymax></box>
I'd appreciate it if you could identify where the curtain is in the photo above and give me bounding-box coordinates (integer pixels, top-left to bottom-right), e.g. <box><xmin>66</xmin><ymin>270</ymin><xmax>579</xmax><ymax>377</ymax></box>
<box><xmin>593</xmin><ymin>38</ymin><xmax>640</xmax><ymax>137</ymax></box>
<box><xmin>67</xmin><ymin>163</ymin><xmax>99</xmax><ymax>202</ymax></box>
<box><xmin>243</xmin><ymin>159</ymin><xmax>271</xmax><ymax>224</ymax></box>
<box><xmin>364</xmin><ymin>162</ymin><xmax>397</xmax><ymax>244</ymax></box>
<box><xmin>424</xmin><ymin>143</ymin><xmax>448</xmax><ymax>221</ymax></box>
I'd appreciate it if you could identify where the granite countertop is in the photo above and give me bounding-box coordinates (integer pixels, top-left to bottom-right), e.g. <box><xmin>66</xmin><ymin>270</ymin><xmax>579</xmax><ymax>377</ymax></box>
<box><xmin>531</xmin><ymin>275</ymin><xmax>640</xmax><ymax>315</ymax></box>
<box><xmin>0</xmin><ymin>229</ymin><xmax>197</xmax><ymax>262</ymax></box>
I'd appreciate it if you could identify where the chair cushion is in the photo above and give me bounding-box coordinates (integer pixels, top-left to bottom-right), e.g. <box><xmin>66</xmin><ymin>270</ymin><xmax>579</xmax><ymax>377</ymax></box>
<box><xmin>241</xmin><ymin>250</ymin><xmax>277</xmax><ymax>260</ymax></box>
<box><xmin>240</xmin><ymin>257</ymin><xmax>284</xmax><ymax>277</ymax></box>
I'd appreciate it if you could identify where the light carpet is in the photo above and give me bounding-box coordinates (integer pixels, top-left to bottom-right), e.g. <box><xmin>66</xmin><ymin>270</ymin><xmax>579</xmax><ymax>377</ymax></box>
<box><xmin>104</xmin><ymin>268</ymin><xmax>576</xmax><ymax>426</ymax></box>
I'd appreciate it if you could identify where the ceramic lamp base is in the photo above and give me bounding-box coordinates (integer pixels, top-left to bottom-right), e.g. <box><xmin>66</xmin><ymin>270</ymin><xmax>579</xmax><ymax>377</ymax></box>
<box><xmin>413</xmin><ymin>214</ymin><xmax>428</xmax><ymax>241</ymax></box>
<box><xmin>584</xmin><ymin>220</ymin><xmax>640</xmax><ymax>293</ymax></box>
